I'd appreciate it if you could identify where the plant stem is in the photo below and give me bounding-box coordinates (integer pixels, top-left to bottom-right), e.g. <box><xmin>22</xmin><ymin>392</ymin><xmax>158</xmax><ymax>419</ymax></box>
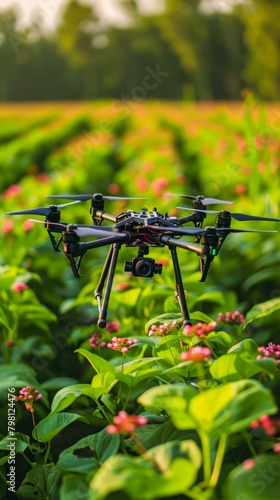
<box><xmin>203</xmin><ymin>339</ymin><xmax>217</xmax><ymax>359</ymax></box>
<box><xmin>200</xmin><ymin>431</ymin><xmax>212</xmax><ymax>483</ymax></box>
<box><xmin>44</xmin><ymin>440</ymin><xmax>51</xmax><ymax>464</ymax></box>
<box><xmin>196</xmin><ymin>363</ymin><xmax>205</xmax><ymax>391</ymax></box>
<box><xmin>242</xmin><ymin>431</ymin><xmax>257</xmax><ymax>457</ymax></box>
<box><xmin>96</xmin><ymin>401</ymin><xmax>112</xmax><ymax>423</ymax></box>
<box><xmin>22</xmin><ymin>451</ymin><xmax>35</xmax><ymax>467</ymax></box>
<box><xmin>31</xmin><ymin>411</ymin><xmax>40</xmax><ymax>447</ymax></box>
<box><xmin>163</xmin><ymin>333</ymin><xmax>177</xmax><ymax>365</ymax></box>
<box><xmin>209</xmin><ymin>433</ymin><xmax>227</xmax><ymax>488</ymax></box>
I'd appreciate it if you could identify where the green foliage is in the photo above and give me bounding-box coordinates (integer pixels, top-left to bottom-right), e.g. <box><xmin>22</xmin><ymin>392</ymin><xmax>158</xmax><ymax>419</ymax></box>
<box><xmin>0</xmin><ymin>100</ymin><xmax>280</xmax><ymax>499</ymax></box>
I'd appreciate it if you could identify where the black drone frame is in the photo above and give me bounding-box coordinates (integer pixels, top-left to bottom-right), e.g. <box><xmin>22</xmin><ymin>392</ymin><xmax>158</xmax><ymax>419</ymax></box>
<box><xmin>8</xmin><ymin>193</ymin><xmax>279</xmax><ymax>329</ymax></box>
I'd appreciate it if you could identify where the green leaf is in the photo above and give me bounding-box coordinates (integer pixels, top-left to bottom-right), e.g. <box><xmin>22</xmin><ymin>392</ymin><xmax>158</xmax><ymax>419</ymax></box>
<box><xmin>188</xmin><ymin>379</ymin><xmax>277</xmax><ymax>436</ymax></box>
<box><xmin>229</xmin><ymin>338</ymin><xmax>258</xmax><ymax>355</ymax></box>
<box><xmin>138</xmin><ymin>384</ymin><xmax>197</xmax><ymax>420</ymax></box>
<box><xmin>224</xmin><ymin>455</ymin><xmax>280</xmax><ymax>500</ymax></box>
<box><xmin>152</xmin><ymin>335</ymin><xmax>181</xmax><ymax>366</ymax></box>
<box><xmin>0</xmin><ymin>433</ymin><xmax>30</xmax><ymax>453</ymax></box>
<box><xmin>89</xmin><ymin>441</ymin><xmax>201</xmax><ymax>500</ymax></box>
<box><xmin>16</xmin><ymin>304</ymin><xmax>57</xmax><ymax>324</ymax></box>
<box><xmin>34</xmin><ymin>413</ymin><xmax>88</xmax><ymax>443</ymax></box>
<box><xmin>60</xmin><ymin>474</ymin><xmax>89</xmax><ymax>500</ymax></box>
<box><xmin>91</xmin><ymin>372</ymin><xmax>117</xmax><ymax>398</ymax></box>
<box><xmin>51</xmin><ymin>382</ymin><xmax>115</xmax><ymax>414</ymax></box>
<box><xmin>0</xmin><ymin>303</ymin><xmax>14</xmax><ymax>330</ymax></box>
<box><xmin>0</xmin><ymin>364</ymin><xmax>46</xmax><ymax>400</ymax></box>
<box><xmin>211</xmin><ymin>340</ymin><xmax>277</xmax><ymax>383</ymax></box>
<box><xmin>118</xmin><ymin>357</ymin><xmax>161</xmax><ymax>375</ymax></box>
<box><xmin>145</xmin><ymin>439</ymin><xmax>201</xmax><ymax>474</ymax></box>
<box><xmin>16</xmin><ymin>464</ymin><xmax>61</xmax><ymax>499</ymax></box>
<box><xmin>190</xmin><ymin>311</ymin><xmax>216</xmax><ymax>324</ymax></box>
<box><xmin>207</xmin><ymin>330</ymin><xmax>236</xmax><ymax>350</ymax></box>
<box><xmin>57</xmin><ymin>428</ymin><xmax>120</xmax><ymax>473</ymax></box>
<box><xmin>41</xmin><ymin>377</ymin><xmax>79</xmax><ymax>390</ymax></box>
<box><xmin>75</xmin><ymin>349</ymin><xmax>116</xmax><ymax>374</ymax></box>
<box><xmin>241</xmin><ymin>297</ymin><xmax>280</xmax><ymax>331</ymax></box>
<box><xmin>140</xmin><ymin>380</ymin><xmax>277</xmax><ymax>438</ymax></box>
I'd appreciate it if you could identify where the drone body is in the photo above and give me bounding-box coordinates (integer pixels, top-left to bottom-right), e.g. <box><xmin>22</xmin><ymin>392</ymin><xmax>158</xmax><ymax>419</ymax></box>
<box><xmin>8</xmin><ymin>193</ymin><xmax>279</xmax><ymax>329</ymax></box>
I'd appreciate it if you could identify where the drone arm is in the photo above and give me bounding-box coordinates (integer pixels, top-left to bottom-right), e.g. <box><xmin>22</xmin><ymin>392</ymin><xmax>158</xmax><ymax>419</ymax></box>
<box><xmin>90</xmin><ymin>209</ymin><xmax>117</xmax><ymax>225</ymax></box>
<box><xmin>80</xmin><ymin>232</ymin><xmax>130</xmax><ymax>251</ymax></box>
<box><xmin>157</xmin><ymin>234</ymin><xmax>205</xmax><ymax>255</ymax></box>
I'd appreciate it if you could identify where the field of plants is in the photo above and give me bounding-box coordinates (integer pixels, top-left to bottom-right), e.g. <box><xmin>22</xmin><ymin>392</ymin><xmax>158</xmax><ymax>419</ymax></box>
<box><xmin>0</xmin><ymin>97</ymin><xmax>280</xmax><ymax>500</ymax></box>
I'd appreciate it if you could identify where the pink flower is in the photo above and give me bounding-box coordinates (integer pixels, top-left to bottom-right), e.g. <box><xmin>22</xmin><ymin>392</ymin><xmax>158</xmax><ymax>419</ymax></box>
<box><xmin>3</xmin><ymin>184</ymin><xmax>21</xmax><ymax>199</ymax></box>
<box><xmin>108</xmin><ymin>183</ymin><xmax>120</xmax><ymax>195</ymax></box>
<box><xmin>257</xmin><ymin>343</ymin><xmax>280</xmax><ymax>365</ymax></box>
<box><xmin>250</xmin><ymin>415</ymin><xmax>280</xmax><ymax>436</ymax></box>
<box><xmin>243</xmin><ymin>459</ymin><xmax>255</xmax><ymax>470</ymax></box>
<box><xmin>180</xmin><ymin>346</ymin><xmax>212</xmax><ymax>363</ymax></box>
<box><xmin>183</xmin><ymin>321</ymin><xmax>217</xmax><ymax>339</ymax></box>
<box><xmin>151</xmin><ymin>177</ymin><xmax>169</xmax><ymax>196</ymax></box>
<box><xmin>23</xmin><ymin>220</ymin><xmax>34</xmax><ymax>232</ymax></box>
<box><xmin>148</xmin><ymin>321</ymin><xmax>177</xmax><ymax>337</ymax></box>
<box><xmin>273</xmin><ymin>442</ymin><xmax>280</xmax><ymax>453</ymax></box>
<box><xmin>235</xmin><ymin>184</ymin><xmax>247</xmax><ymax>195</ymax></box>
<box><xmin>106</xmin><ymin>321</ymin><xmax>120</xmax><ymax>333</ymax></box>
<box><xmin>107</xmin><ymin>337</ymin><xmax>137</xmax><ymax>352</ymax></box>
<box><xmin>14</xmin><ymin>386</ymin><xmax>42</xmax><ymax>412</ymax></box>
<box><xmin>37</xmin><ymin>173</ymin><xmax>50</xmax><ymax>183</ymax></box>
<box><xmin>6</xmin><ymin>340</ymin><xmax>14</xmax><ymax>348</ymax></box>
<box><xmin>2</xmin><ymin>220</ymin><xmax>14</xmax><ymax>234</ymax></box>
<box><xmin>106</xmin><ymin>411</ymin><xmax>148</xmax><ymax>435</ymax></box>
<box><xmin>89</xmin><ymin>333</ymin><xmax>106</xmax><ymax>349</ymax></box>
<box><xmin>117</xmin><ymin>283</ymin><xmax>131</xmax><ymax>291</ymax></box>
<box><xmin>11</xmin><ymin>282</ymin><xmax>28</xmax><ymax>293</ymax></box>
<box><xmin>136</xmin><ymin>178</ymin><xmax>148</xmax><ymax>192</ymax></box>
<box><xmin>217</xmin><ymin>311</ymin><xmax>244</xmax><ymax>325</ymax></box>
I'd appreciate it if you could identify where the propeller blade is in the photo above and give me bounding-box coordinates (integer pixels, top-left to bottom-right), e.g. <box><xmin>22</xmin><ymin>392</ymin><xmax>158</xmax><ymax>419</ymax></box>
<box><xmin>7</xmin><ymin>201</ymin><xmax>81</xmax><ymax>217</ymax></box>
<box><xmin>167</xmin><ymin>194</ymin><xmax>234</xmax><ymax>205</ymax></box>
<box><xmin>230</xmin><ymin>213</ymin><xmax>280</xmax><ymax>222</ymax></box>
<box><xmin>146</xmin><ymin>224</ymin><xmax>277</xmax><ymax>236</ymax></box>
<box><xmin>177</xmin><ymin>207</ymin><xmax>280</xmax><ymax>222</ymax></box>
<box><xmin>201</xmin><ymin>197</ymin><xmax>234</xmax><ymax>206</ymax></box>
<box><xmin>216</xmin><ymin>227</ymin><xmax>277</xmax><ymax>233</ymax></box>
<box><xmin>28</xmin><ymin>219</ymin><xmax>68</xmax><ymax>229</ymax></box>
<box><xmin>47</xmin><ymin>194</ymin><xmax>146</xmax><ymax>202</ymax></box>
<box><xmin>68</xmin><ymin>226</ymin><xmax>114</xmax><ymax>238</ymax></box>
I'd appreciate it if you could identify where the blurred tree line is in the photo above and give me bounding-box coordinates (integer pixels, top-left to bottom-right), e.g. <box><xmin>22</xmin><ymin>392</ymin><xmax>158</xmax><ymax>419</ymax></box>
<box><xmin>0</xmin><ymin>0</ymin><xmax>279</xmax><ymax>101</ymax></box>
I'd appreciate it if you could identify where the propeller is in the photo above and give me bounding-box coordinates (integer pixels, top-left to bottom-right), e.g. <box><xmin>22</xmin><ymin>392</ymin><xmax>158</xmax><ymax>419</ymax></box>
<box><xmin>46</xmin><ymin>194</ymin><xmax>147</xmax><ymax>202</ymax></box>
<box><xmin>177</xmin><ymin>207</ymin><xmax>280</xmax><ymax>222</ymax></box>
<box><xmin>28</xmin><ymin>220</ymin><xmax>115</xmax><ymax>238</ymax></box>
<box><xmin>145</xmin><ymin>225</ymin><xmax>277</xmax><ymax>236</ymax></box>
<box><xmin>28</xmin><ymin>219</ymin><xmax>68</xmax><ymax>229</ymax></box>
<box><xmin>167</xmin><ymin>194</ymin><xmax>234</xmax><ymax>205</ymax></box>
<box><xmin>7</xmin><ymin>201</ymin><xmax>81</xmax><ymax>217</ymax></box>
<box><xmin>67</xmin><ymin>225</ymin><xmax>114</xmax><ymax>238</ymax></box>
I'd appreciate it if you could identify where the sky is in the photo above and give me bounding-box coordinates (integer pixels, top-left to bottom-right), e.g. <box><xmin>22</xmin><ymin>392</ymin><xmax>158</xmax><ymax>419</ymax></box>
<box><xmin>0</xmin><ymin>0</ymin><xmax>164</xmax><ymax>30</ymax></box>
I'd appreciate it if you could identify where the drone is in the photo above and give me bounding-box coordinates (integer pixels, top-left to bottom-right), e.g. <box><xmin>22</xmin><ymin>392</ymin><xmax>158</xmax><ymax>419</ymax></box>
<box><xmin>8</xmin><ymin>193</ymin><xmax>279</xmax><ymax>328</ymax></box>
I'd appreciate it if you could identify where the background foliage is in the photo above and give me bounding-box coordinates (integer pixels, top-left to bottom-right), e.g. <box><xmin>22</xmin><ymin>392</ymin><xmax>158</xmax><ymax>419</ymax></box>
<box><xmin>1</xmin><ymin>0</ymin><xmax>280</xmax><ymax>101</ymax></box>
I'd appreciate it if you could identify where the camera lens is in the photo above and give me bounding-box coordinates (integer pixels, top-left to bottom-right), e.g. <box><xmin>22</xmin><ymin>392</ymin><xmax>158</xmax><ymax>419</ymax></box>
<box><xmin>135</xmin><ymin>259</ymin><xmax>153</xmax><ymax>277</ymax></box>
